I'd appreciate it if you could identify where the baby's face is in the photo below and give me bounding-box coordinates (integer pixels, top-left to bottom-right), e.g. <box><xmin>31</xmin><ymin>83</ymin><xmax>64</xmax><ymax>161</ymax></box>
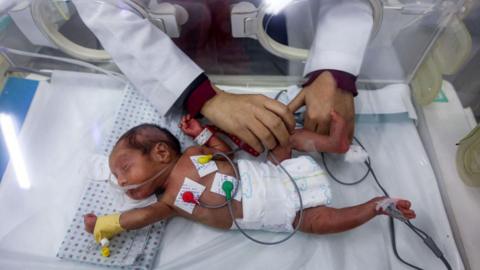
<box><xmin>109</xmin><ymin>140</ymin><xmax>161</xmax><ymax>199</ymax></box>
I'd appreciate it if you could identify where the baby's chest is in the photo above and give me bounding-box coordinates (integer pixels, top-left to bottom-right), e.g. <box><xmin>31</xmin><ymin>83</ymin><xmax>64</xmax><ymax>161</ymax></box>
<box><xmin>165</xmin><ymin>156</ymin><xmax>236</xmax><ymax>211</ymax></box>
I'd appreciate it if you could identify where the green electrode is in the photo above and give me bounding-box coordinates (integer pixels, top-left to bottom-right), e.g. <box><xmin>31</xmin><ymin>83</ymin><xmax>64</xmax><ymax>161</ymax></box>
<box><xmin>222</xmin><ymin>181</ymin><xmax>234</xmax><ymax>201</ymax></box>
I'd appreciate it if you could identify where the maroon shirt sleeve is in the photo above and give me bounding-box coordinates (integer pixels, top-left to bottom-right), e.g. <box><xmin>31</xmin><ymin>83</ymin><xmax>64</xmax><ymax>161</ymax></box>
<box><xmin>184</xmin><ymin>74</ymin><xmax>217</xmax><ymax>118</ymax></box>
<box><xmin>303</xmin><ymin>69</ymin><xmax>358</xmax><ymax>97</ymax></box>
<box><xmin>185</xmin><ymin>70</ymin><xmax>358</xmax><ymax>118</ymax></box>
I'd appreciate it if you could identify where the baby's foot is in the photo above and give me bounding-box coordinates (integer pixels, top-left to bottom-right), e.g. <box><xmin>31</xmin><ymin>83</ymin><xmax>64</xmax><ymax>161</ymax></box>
<box><xmin>84</xmin><ymin>213</ymin><xmax>97</xmax><ymax>233</ymax></box>
<box><xmin>269</xmin><ymin>145</ymin><xmax>292</xmax><ymax>164</ymax></box>
<box><xmin>395</xmin><ymin>200</ymin><xmax>416</xmax><ymax>219</ymax></box>
<box><xmin>375</xmin><ymin>197</ymin><xmax>416</xmax><ymax>220</ymax></box>
<box><xmin>289</xmin><ymin>111</ymin><xmax>349</xmax><ymax>154</ymax></box>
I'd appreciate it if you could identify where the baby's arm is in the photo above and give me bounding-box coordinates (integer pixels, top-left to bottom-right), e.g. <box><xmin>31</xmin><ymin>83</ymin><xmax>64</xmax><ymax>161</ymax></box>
<box><xmin>298</xmin><ymin>198</ymin><xmax>415</xmax><ymax>234</ymax></box>
<box><xmin>203</xmin><ymin>131</ymin><xmax>232</xmax><ymax>154</ymax></box>
<box><xmin>119</xmin><ymin>201</ymin><xmax>174</xmax><ymax>229</ymax></box>
<box><xmin>84</xmin><ymin>201</ymin><xmax>174</xmax><ymax>242</ymax></box>
<box><xmin>180</xmin><ymin>114</ymin><xmax>231</xmax><ymax>153</ymax></box>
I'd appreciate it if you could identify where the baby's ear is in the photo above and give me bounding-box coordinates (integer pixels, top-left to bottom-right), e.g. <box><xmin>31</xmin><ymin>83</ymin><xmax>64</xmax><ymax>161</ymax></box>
<box><xmin>151</xmin><ymin>142</ymin><xmax>172</xmax><ymax>162</ymax></box>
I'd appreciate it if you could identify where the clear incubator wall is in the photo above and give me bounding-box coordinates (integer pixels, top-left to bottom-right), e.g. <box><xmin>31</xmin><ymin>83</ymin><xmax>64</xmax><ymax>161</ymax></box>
<box><xmin>446</xmin><ymin>2</ymin><xmax>480</xmax><ymax>122</ymax></box>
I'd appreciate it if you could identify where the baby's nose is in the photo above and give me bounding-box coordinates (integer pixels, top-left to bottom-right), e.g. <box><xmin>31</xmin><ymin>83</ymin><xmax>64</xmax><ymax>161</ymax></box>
<box><xmin>117</xmin><ymin>176</ymin><xmax>128</xmax><ymax>186</ymax></box>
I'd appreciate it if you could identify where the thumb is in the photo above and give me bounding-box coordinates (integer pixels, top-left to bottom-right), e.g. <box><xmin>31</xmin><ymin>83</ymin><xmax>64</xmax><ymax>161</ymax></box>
<box><xmin>329</xmin><ymin>111</ymin><xmax>350</xmax><ymax>152</ymax></box>
<box><xmin>329</xmin><ymin>111</ymin><xmax>347</xmax><ymax>137</ymax></box>
<box><xmin>287</xmin><ymin>90</ymin><xmax>305</xmax><ymax>113</ymax></box>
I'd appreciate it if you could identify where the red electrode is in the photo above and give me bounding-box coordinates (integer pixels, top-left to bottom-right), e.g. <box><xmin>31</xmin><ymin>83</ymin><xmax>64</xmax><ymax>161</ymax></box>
<box><xmin>182</xmin><ymin>191</ymin><xmax>197</xmax><ymax>204</ymax></box>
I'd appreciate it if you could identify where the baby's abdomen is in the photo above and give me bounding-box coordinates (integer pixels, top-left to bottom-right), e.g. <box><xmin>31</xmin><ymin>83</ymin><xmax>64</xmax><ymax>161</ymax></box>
<box><xmin>191</xmin><ymin>200</ymin><xmax>243</xmax><ymax>230</ymax></box>
<box><xmin>178</xmin><ymin>159</ymin><xmax>244</xmax><ymax>230</ymax></box>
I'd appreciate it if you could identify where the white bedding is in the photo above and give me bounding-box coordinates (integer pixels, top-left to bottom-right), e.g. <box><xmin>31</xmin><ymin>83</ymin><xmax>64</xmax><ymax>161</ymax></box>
<box><xmin>157</xmin><ymin>119</ymin><xmax>463</xmax><ymax>270</ymax></box>
<box><xmin>0</xmin><ymin>71</ymin><xmax>463</xmax><ymax>269</ymax></box>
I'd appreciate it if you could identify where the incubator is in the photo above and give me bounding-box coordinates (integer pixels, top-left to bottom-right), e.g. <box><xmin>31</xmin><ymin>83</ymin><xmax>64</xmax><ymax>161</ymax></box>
<box><xmin>0</xmin><ymin>0</ymin><xmax>479</xmax><ymax>269</ymax></box>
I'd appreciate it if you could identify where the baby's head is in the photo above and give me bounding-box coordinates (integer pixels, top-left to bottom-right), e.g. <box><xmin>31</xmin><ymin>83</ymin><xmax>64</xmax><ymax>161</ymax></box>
<box><xmin>109</xmin><ymin>124</ymin><xmax>181</xmax><ymax>199</ymax></box>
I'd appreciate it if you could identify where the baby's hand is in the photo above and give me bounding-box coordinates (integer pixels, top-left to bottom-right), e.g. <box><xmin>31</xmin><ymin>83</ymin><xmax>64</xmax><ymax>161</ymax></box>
<box><xmin>84</xmin><ymin>213</ymin><xmax>97</xmax><ymax>234</ymax></box>
<box><xmin>179</xmin><ymin>114</ymin><xmax>203</xmax><ymax>137</ymax></box>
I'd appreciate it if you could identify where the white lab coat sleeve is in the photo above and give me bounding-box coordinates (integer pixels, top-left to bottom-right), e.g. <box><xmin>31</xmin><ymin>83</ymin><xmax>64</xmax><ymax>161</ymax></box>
<box><xmin>72</xmin><ymin>0</ymin><xmax>203</xmax><ymax>115</ymax></box>
<box><xmin>304</xmin><ymin>0</ymin><xmax>373</xmax><ymax>76</ymax></box>
<box><xmin>0</xmin><ymin>0</ymin><xmax>17</xmax><ymax>14</ymax></box>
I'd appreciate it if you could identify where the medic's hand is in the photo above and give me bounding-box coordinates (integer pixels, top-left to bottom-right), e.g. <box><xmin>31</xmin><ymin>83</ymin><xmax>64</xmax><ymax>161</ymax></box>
<box><xmin>288</xmin><ymin>71</ymin><xmax>354</xmax><ymax>147</ymax></box>
<box><xmin>179</xmin><ymin>114</ymin><xmax>203</xmax><ymax>137</ymax></box>
<box><xmin>201</xmin><ymin>87</ymin><xmax>296</xmax><ymax>153</ymax></box>
<box><xmin>289</xmin><ymin>111</ymin><xmax>349</xmax><ymax>153</ymax></box>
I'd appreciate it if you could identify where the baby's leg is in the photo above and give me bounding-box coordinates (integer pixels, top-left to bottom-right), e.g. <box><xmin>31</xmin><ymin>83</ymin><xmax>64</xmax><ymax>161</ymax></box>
<box><xmin>267</xmin><ymin>145</ymin><xmax>292</xmax><ymax>164</ymax></box>
<box><xmin>293</xmin><ymin>198</ymin><xmax>415</xmax><ymax>234</ymax></box>
<box><xmin>269</xmin><ymin>111</ymin><xmax>348</xmax><ymax>161</ymax></box>
<box><xmin>290</xmin><ymin>111</ymin><xmax>350</xmax><ymax>154</ymax></box>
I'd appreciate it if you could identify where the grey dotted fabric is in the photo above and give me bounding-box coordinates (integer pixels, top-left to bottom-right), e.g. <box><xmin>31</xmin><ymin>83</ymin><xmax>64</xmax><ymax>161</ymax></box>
<box><xmin>57</xmin><ymin>84</ymin><xmax>192</xmax><ymax>269</ymax></box>
<box><xmin>101</xmin><ymin>84</ymin><xmax>193</xmax><ymax>155</ymax></box>
<box><xmin>56</xmin><ymin>180</ymin><xmax>165</xmax><ymax>269</ymax></box>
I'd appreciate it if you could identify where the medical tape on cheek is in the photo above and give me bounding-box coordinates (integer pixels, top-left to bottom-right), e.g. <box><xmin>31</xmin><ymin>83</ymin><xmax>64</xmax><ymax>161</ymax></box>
<box><xmin>174</xmin><ymin>177</ymin><xmax>206</xmax><ymax>214</ymax></box>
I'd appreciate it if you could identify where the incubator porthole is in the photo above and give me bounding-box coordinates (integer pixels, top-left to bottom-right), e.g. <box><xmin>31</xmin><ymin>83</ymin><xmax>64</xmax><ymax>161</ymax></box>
<box><xmin>257</xmin><ymin>0</ymin><xmax>383</xmax><ymax>61</ymax></box>
<box><xmin>31</xmin><ymin>0</ymin><xmax>111</xmax><ymax>62</ymax></box>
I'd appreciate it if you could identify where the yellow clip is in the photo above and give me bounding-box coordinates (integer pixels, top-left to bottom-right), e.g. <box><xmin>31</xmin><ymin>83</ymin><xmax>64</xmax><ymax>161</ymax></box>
<box><xmin>197</xmin><ymin>154</ymin><xmax>213</xmax><ymax>165</ymax></box>
<box><xmin>100</xmin><ymin>246</ymin><xmax>110</xmax><ymax>257</ymax></box>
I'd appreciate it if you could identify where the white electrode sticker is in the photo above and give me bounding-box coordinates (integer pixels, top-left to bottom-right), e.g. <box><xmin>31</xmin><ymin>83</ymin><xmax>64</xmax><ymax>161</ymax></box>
<box><xmin>210</xmin><ymin>173</ymin><xmax>242</xmax><ymax>201</ymax></box>
<box><xmin>174</xmin><ymin>177</ymin><xmax>206</xmax><ymax>214</ymax></box>
<box><xmin>190</xmin><ymin>155</ymin><xmax>218</xmax><ymax>177</ymax></box>
<box><xmin>344</xmin><ymin>145</ymin><xmax>369</xmax><ymax>163</ymax></box>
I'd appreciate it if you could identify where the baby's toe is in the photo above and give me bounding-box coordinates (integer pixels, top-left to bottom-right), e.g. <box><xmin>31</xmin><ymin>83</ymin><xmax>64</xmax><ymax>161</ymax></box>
<box><xmin>397</xmin><ymin>200</ymin><xmax>411</xmax><ymax>209</ymax></box>
<box><xmin>405</xmin><ymin>211</ymin><xmax>416</xmax><ymax>219</ymax></box>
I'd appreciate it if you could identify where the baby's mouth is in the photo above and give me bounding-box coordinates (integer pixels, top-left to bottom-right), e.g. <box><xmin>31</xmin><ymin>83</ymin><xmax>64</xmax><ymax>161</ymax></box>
<box><xmin>127</xmin><ymin>188</ymin><xmax>149</xmax><ymax>200</ymax></box>
<box><xmin>126</xmin><ymin>189</ymin><xmax>140</xmax><ymax>199</ymax></box>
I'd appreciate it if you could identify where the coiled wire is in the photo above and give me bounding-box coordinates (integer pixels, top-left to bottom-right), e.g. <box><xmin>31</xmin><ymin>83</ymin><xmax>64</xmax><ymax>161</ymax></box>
<box><xmin>318</xmin><ymin>137</ymin><xmax>451</xmax><ymax>270</ymax></box>
<box><xmin>193</xmin><ymin>150</ymin><xmax>305</xmax><ymax>245</ymax></box>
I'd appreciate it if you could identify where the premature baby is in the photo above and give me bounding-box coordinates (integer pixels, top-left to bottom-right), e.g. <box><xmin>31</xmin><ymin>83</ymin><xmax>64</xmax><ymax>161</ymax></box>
<box><xmin>84</xmin><ymin>113</ymin><xmax>415</xmax><ymax>245</ymax></box>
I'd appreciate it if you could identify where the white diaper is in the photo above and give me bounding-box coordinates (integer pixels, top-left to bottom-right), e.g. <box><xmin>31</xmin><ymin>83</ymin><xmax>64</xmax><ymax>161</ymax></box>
<box><xmin>232</xmin><ymin>156</ymin><xmax>331</xmax><ymax>233</ymax></box>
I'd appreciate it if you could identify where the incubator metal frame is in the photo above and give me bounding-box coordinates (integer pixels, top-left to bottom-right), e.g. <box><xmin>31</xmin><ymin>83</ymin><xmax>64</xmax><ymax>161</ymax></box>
<box><xmin>0</xmin><ymin>0</ymin><xmax>478</xmax><ymax>269</ymax></box>
<box><xmin>6</xmin><ymin>0</ymin><xmax>466</xmax><ymax>87</ymax></box>
<box><xmin>234</xmin><ymin>0</ymin><xmax>384</xmax><ymax>61</ymax></box>
<box><xmin>27</xmin><ymin>0</ymin><xmax>385</xmax><ymax>62</ymax></box>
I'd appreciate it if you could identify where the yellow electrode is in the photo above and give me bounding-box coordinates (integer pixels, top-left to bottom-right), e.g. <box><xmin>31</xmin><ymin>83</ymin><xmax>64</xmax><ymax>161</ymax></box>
<box><xmin>100</xmin><ymin>245</ymin><xmax>111</xmax><ymax>257</ymax></box>
<box><xmin>94</xmin><ymin>214</ymin><xmax>123</xmax><ymax>258</ymax></box>
<box><xmin>100</xmin><ymin>238</ymin><xmax>111</xmax><ymax>257</ymax></box>
<box><xmin>197</xmin><ymin>154</ymin><xmax>213</xmax><ymax>164</ymax></box>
